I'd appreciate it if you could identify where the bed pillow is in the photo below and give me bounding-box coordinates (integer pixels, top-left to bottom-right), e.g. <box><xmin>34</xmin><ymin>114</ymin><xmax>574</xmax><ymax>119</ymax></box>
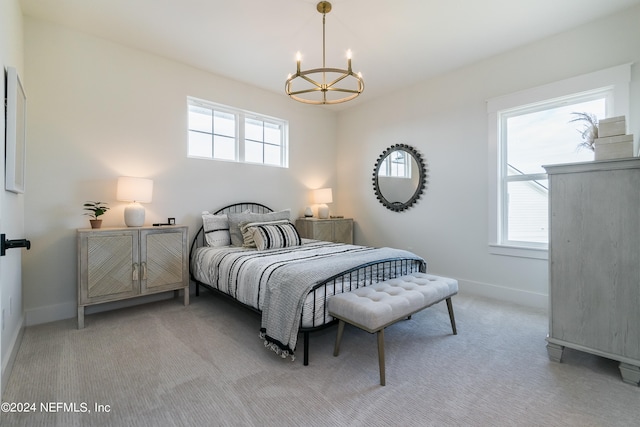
<box><xmin>253</xmin><ymin>221</ymin><xmax>302</xmax><ymax>251</ymax></box>
<box><xmin>228</xmin><ymin>209</ymin><xmax>291</xmax><ymax>246</ymax></box>
<box><xmin>240</xmin><ymin>219</ymin><xmax>290</xmax><ymax>248</ymax></box>
<box><xmin>201</xmin><ymin>212</ymin><xmax>231</xmax><ymax>247</ymax></box>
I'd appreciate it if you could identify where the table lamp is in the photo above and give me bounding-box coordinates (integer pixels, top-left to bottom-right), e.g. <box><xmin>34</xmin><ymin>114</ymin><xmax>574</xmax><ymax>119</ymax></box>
<box><xmin>314</xmin><ymin>188</ymin><xmax>333</xmax><ymax>219</ymax></box>
<box><xmin>117</xmin><ymin>176</ymin><xmax>153</xmax><ymax>227</ymax></box>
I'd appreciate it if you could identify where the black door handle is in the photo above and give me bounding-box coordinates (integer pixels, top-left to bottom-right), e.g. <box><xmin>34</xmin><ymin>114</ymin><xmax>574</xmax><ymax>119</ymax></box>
<box><xmin>1</xmin><ymin>234</ymin><xmax>31</xmax><ymax>256</ymax></box>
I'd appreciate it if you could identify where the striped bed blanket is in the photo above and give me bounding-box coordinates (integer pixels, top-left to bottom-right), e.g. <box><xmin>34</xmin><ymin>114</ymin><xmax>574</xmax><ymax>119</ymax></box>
<box><xmin>191</xmin><ymin>240</ymin><xmax>425</xmax><ymax>360</ymax></box>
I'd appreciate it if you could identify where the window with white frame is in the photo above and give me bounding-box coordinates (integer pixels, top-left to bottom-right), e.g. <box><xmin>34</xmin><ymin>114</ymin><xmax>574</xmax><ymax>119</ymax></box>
<box><xmin>187</xmin><ymin>97</ymin><xmax>289</xmax><ymax>167</ymax></box>
<box><xmin>487</xmin><ymin>64</ymin><xmax>630</xmax><ymax>259</ymax></box>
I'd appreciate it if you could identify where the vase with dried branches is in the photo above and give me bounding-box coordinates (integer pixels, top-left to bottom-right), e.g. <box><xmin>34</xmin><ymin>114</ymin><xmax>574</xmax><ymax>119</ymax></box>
<box><xmin>569</xmin><ymin>112</ymin><xmax>598</xmax><ymax>152</ymax></box>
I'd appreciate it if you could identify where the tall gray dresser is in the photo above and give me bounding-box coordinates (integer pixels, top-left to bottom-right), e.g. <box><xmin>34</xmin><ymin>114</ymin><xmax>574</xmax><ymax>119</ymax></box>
<box><xmin>544</xmin><ymin>158</ymin><xmax>640</xmax><ymax>385</ymax></box>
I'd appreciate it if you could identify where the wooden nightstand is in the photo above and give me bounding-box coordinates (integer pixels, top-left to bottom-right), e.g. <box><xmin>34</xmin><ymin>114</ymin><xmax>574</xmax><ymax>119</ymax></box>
<box><xmin>77</xmin><ymin>225</ymin><xmax>189</xmax><ymax>328</ymax></box>
<box><xmin>295</xmin><ymin>218</ymin><xmax>353</xmax><ymax>244</ymax></box>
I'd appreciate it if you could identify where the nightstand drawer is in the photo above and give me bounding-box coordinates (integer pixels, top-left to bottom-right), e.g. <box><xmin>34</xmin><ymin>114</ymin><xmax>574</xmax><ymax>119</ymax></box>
<box><xmin>295</xmin><ymin>218</ymin><xmax>353</xmax><ymax>244</ymax></box>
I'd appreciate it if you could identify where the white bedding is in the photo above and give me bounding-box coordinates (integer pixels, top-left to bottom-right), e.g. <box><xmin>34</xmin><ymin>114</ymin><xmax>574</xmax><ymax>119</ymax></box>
<box><xmin>194</xmin><ymin>240</ymin><xmax>350</xmax><ymax>327</ymax></box>
<box><xmin>191</xmin><ymin>239</ymin><xmax>425</xmax><ymax>329</ymax></box>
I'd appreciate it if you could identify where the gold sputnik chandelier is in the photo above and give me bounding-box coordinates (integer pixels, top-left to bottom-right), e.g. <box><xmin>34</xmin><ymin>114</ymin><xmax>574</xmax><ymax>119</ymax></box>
<box><xmin>285</xmin><ymin>1</ymin><xmax>364</xmax><ymax>105</ymax></box>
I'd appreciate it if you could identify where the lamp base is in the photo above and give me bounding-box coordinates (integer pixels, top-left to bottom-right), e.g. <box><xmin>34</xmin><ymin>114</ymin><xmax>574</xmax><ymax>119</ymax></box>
<box><xmin>318</xmin><ymin>204</ymin><xmax>329</xmax><ymax>219</ymax></box>
<box><xmin>124</xmin><ymin>203</ymin><xmax>145</xmax><ymax>227</ymax></box>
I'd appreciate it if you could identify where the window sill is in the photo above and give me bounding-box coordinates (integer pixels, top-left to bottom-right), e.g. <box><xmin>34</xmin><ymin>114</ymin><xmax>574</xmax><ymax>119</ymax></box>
<box><xmin>488</xmin><ymin>244</ymin><xmax>548</xmax><ymax>260</ymax></box>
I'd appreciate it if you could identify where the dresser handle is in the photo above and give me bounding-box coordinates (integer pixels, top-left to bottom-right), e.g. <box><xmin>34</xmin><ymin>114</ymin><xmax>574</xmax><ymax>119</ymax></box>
<box><xmin>141</xmin><ymin>262</ymin><xmax>147</xmax><ymax>280</ymax></box>
<box><xmin>132</xmin><ymin>263</ymin><xmax>139</xmax><ymax>281</ymax></box>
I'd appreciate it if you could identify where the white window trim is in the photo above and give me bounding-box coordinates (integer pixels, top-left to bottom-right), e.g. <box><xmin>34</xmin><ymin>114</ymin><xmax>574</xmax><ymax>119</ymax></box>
<box><xmin>487</xmin><ymin>64</ymin><xmax>631</xmax><ymax>259</ymax></box>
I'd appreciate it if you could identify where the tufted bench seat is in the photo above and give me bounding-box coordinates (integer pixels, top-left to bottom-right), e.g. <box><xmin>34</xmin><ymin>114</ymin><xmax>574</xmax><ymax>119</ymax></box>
<box><xmin>328</xmin><ymin>273</ymin><xmax>458</xmax><ymax>385</ymax></box>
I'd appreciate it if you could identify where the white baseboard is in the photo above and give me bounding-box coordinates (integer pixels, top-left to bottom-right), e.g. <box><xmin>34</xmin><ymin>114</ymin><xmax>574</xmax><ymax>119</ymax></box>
<box><xmin>1</xmin><ymin>314</ymin><xmax>25</xmax><ymax>398</ymax></box>
<box><xmin>26</xmin><ymin>300</ymin><xmax>76</xmax><ymax>326</ymax></box>
<box><xmin>24</xmin><ymin>278</ymin><xmax>546</xmax><ymax>325</ymax></box>
<box><xmin>456</xmin><ymin>277</ymin><xmax>548</xmax><ymax>310</ymax></box>
<box><xmin>25</xmin><ymin>292</ymin><xmax>182</xmax><ymax>326</ymax></box>
<box><xmin>426</xmin><ymin>272</ymin><xmax>548</xmax><ymax>310</ymax></box>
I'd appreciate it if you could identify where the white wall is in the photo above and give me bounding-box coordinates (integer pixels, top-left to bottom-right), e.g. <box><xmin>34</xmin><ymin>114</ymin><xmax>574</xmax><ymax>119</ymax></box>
<box><xmin>336</xmin><ymin>5</ymin><xmax>640</xmax><ymax>309</ymax></box>
<box><xmin>0</xmin><ymin>0</ymin><xmax>26</xmax><ymax>397</ymax></box>
<box><xmin>22</xmin><ymin>18</ymin><xmax>339</xmax><ymax>325</ymax></box>
<box><xmin>21</xmin><ymin>5</ymin><xmax>640</xmax><ymax>326</ymax></box>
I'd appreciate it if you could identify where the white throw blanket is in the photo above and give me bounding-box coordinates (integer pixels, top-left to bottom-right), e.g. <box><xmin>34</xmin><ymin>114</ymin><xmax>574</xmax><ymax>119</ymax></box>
<box><xmin>258</xmin><ymin>246</ymin><xmax>425</xmax><ymax>360</ymax></box>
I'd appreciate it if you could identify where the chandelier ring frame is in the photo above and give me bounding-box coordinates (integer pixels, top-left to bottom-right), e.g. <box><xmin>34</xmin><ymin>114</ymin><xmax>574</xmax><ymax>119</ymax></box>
<box><xmin>285</xmin><ymin>1</ymin><xmax>364</xmax><ymax>105</ymax></box>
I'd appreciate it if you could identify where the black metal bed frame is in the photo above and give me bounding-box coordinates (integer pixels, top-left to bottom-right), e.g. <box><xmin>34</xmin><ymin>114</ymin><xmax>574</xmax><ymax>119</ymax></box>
<box><xmin>189</xmin><ymin>202</ymin><xmax>426</xmax><ymax>365</ymax></box>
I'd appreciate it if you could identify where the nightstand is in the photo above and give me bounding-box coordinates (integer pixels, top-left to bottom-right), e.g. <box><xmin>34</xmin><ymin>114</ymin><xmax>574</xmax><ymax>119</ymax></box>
<box><xmin>295</xmin><ymin>218</ymin><xmax>353</xmax><ymax>244</ymax></box>
<box><xmin>77</xmin><ymin>225</ymin><xmax>189</xmax><ymax>328</ymax></box>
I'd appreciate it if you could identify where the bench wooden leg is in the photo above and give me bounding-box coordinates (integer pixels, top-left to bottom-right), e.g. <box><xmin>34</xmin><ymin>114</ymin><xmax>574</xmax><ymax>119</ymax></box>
<box><xmin>446</xmin><ymin>297</ymin><xmax>457</xmax><ymax>335</ymax></box>
<box><xmin>377</xmin><ymin>328</ymin><xmax>386</xmax><ymax>386</ymax></box>
<box><xmin>333</xmin><ymin>320</ymin><xmax>345</xmax><ymax>357</ymax></box>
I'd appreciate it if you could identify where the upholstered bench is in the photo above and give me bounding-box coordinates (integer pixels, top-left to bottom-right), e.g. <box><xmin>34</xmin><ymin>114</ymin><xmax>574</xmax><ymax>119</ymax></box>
<box><xmin>328</xmin><ymin>273</ymin><xmax>458</xmax><ymax>386</ymax></box>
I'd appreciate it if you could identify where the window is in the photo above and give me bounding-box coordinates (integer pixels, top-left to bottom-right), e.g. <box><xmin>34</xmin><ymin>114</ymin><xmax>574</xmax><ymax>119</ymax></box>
<box><xmin>488</xmin><ymin>64</ymin><xmax>630</xmax><ymax>258</ymax></box>
<box><xmin>503</xmin><ymin>95</ymin><xmax>606</xmax><ymax>245</ymax></box>
<box><xmin>187</xmin><ymin>97</ymin><xmax>288</xmax><ymax>167</ymax></box>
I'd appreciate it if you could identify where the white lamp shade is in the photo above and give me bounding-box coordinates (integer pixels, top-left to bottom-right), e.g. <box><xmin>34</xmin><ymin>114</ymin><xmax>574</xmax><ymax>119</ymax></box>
<box><xmin>117</xmin><ymin>177</ymin><xmax>153</xmax><ymax>203</ymax></box>
<box><xmin>117</xmin><ymin>177</ymin><xmax>153</xmax><ymax>227</ymax></box>
<box><xmin>313</xmin><ymin>188</ymin><xmax>333</xmax><ymax>204</ymax></box>
<box><xmin>313</xmin><ymin>188</ymin><xmax>332</xmax><ymax>219</ymax></box>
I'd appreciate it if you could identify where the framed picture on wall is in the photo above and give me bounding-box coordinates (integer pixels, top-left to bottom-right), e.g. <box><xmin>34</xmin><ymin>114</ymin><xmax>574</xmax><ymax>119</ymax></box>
<box><xmin>5</xmin><ymin>66</ymin><xmax>27</xmax><ymax>194</ymax></box>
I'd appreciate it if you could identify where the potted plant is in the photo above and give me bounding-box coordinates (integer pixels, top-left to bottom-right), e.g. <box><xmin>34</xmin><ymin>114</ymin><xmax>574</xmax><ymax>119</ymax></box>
<box><xmin>570</xmin><ymin>112</ymin><xmax>598</xmax><ymax>152</ymax></box>
<box><xmin>83</xmin><ymin>201</ymin><xmax>109</xmax><ymax>228</ymax></box>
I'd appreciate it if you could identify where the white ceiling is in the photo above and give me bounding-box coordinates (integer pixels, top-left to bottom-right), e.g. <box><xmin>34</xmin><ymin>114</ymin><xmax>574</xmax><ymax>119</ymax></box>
<box><xmin>19</xmin><ymin>0</ymin><xmax>640</xmax><ymax>109</ymax></box>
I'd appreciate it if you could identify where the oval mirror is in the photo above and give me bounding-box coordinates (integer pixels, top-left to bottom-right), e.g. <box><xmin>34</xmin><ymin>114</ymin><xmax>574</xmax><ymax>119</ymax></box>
<box><xmin>372</xmin><ymin>144</ymin><xmax>427</xmax><ymax>212</ymax></box>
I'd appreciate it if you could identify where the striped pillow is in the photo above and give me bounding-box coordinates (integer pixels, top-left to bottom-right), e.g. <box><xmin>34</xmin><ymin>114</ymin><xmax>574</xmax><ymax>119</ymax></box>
<box><xmin>240</xmin><ymin>219</ymin><xmax>290</xmax><ymax>248</ymax></box>
<box><xmin>202</xmin><ymin>212</ymin><xmax>231</xmax><ymax>247</ymax></box>
<box><xmin>228</xmin><ymin>209</ymin><xmax>291</xmax><ymax>246</ymax></box>
<box><xmin>253</xmin><ymin>222</ymin><xmax>302</xmax><ymax>251</ymax></box>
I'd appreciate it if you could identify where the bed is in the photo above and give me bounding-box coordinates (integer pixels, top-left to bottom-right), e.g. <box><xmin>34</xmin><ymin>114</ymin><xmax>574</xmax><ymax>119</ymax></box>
<box><xmin>189</xmin><ymin>202</ymin><xmax>426</xmax><ymax>365</ymax></box>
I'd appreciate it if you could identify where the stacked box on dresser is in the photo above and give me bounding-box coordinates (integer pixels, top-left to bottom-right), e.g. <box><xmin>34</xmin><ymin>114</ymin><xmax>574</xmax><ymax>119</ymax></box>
<box><xmin>595</xmin><ymin>116</ymin><xmax>634</xmax><ymax>160</ymax></box>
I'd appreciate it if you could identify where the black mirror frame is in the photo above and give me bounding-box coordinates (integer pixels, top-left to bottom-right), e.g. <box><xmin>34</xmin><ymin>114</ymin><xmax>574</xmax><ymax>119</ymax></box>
<box><xmin>372</xmin><ymin>144</ymin><xmax>427</xmax><ymax>212</ymax></box>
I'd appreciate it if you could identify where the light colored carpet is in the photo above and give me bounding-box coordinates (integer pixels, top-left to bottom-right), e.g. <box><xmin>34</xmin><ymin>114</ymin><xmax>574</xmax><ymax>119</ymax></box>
<box><xmin>2</xmin><ymin>291</ymin><xmax>639</xmax><ymax>426</ymax></box>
